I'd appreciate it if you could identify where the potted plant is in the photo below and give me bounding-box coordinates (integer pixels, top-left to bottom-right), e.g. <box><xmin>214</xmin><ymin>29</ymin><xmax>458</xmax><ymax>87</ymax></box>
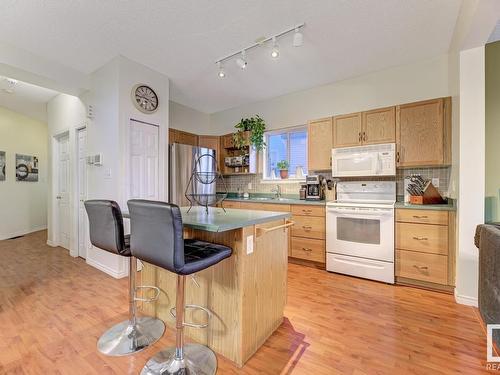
<box><xmin>277</xmin><ymin>160</ymin><xmax>289</xmax><ymax>179</ymax></box>
<box><xmin>232</xmin><ymin>115</ymin><xmax>266</xmax><ymax>150</ymax></box>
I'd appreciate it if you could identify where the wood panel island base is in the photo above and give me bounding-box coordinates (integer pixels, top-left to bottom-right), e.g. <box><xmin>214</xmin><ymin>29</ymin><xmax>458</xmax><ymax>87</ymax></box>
<box><xmin>140</xmin><ymin>207</ymin><xmax>292</xmax><ymax>367</ymax></box>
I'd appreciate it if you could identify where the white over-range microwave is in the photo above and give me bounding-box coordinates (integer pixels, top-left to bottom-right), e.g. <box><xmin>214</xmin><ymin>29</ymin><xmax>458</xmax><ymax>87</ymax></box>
<box><xmin>331</xmin><ymin>143</ymin><xmax>396</xmax><ymax>177</ymax></box>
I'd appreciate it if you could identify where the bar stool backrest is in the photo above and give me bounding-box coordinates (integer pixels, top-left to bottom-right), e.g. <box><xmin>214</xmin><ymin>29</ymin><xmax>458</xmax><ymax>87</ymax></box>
<box><xmin>84</xmin><ymin>200</ymin><xmax>128</xmax><ymax>255</ymax></box>
<box><xmin>127</xmin><ymin>199</ymin><xmax>185</xmax><ymax>274</ymax></box>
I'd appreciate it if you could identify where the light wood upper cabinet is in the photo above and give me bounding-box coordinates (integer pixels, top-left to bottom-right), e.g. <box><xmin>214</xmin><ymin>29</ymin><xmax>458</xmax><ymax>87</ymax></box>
<box><xmin>333</xmin><ymin>113</ymin><xmax>362</xmax><ymax>148</ymax></box>
<box><xmin>396</xmin><ymin>97</ymin><xmax>451</xmax><ymax>167</ymax></box>
<box><xmin>308</xmin><ymin>117</ymin><xmax>333</xmax><ymax>171</ymax></box>
<box><xmin>169</xmin><ymin>128</ymin><xmax>198</xmax><ymax>146</ymax></box>
<box><xmin>362</xmin><ymin>106</ymin><xmax>396</xmax><ymax>145</ymax></box>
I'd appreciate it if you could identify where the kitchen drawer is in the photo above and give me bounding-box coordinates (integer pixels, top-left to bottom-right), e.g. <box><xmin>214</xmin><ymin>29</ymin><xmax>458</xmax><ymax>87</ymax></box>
<box><xmin>291</xmin><ymin>215</ymin><xmax>325</xmax><ymax>239</ymax></box>
<box><xmin>239</xmin><ymin>202</ymin><xmax>291</xmax><ymax>212</ymax></box>
<box><xmin>396</xmin><ymin>222</ymin><xmax>448</xmax><ymax>255</ymax></box>
<box><xmin>396</xmin><ymin>250</ymin><xmax>448</xmax><ymax>285</ymax></box>
<box><xmin>291</xmin><ymin>237</ymin><xmax>325</xmax><ymax>263</ymax></box>
<box><xmin>396</xmin><ymin>209</ymin><xmax>448</xmax><ymax>225</ymax></box>
<box><xmin>221</xmin><ymin>201</ymin><xmax>241</xmax><ymax>209</ymax></box>
<box><xmin>291</xmin><ymin>205</ymin><xmax>325</xmax><ymax>217</ymax></box>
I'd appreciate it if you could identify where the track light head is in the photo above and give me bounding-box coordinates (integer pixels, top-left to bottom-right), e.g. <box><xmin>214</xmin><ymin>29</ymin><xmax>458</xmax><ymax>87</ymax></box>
<box><xmin>236</xmin><ymin>50</ymin><xmax>247</xmax><ymax>69</ymax></box>
<box><xmin>293</xmin><ymin>27</ymin><xmax>303</xmax><ymax>47</ymax></box>
<box><xmin>217</xmin><ymin>62</ymin><xmax>226</xmax><ymax>78</ymax></box>
<box><xmin>270</xmin><ymin>36</ymin><xmax>280</xmax><ymax>59</ymax></box>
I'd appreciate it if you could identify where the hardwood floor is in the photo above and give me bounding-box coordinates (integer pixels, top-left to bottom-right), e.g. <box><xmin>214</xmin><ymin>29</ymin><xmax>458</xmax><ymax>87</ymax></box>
<box><xmin>0</xmin><ymin>231</ymin><xmax>491</xmax><ymax>374</ymax></box>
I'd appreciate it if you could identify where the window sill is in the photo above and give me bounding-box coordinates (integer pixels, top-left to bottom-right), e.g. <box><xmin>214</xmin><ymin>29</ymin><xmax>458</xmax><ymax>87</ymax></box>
<box><xmin>260</xmin><ymin>179</ymin><xmax>306</xmax><ymax>184</ymax></box>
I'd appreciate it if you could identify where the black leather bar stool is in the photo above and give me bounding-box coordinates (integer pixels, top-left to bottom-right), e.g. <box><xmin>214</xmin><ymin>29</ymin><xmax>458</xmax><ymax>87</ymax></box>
<box><xmin>127</xmin><ymin>199</ymin><xmax>232</xmax><ymax>375</ymax></box>
<box><xmin>84</xmin><ymin>200</ymin><xmax>165</xmax><ymax>356</ymax></box>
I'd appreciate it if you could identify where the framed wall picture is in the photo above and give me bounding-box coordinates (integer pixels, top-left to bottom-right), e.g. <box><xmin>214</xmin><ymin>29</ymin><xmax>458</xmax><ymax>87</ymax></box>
<box><xmin>0</xmin><ymin>151</ymin><xmax>5</xmax><ymax>181</ymax></box>
<box><xmin>16</xmin><ymin>154</ymin><xmax>39</xmax><ymax>182</ymax></box>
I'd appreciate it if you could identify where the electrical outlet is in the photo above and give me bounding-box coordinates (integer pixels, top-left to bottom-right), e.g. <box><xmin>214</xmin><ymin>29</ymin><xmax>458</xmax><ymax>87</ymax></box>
<box><xmin>248</xmin><ymin>182</ymin><xmax>252</xmax><ymax>190</ymax></box>
<box><xmin>432</xmin><ymin>178</ymin><xmax>439</xmax><ymax>187</ymax></box>
<box><xmin>246</xmin><ymin>235</ymin><xmax>254</xmax><ymax>254</ymax></box>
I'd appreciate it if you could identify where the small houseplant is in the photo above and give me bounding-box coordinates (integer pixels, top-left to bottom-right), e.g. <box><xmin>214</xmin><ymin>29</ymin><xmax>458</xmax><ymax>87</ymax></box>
<box><xmin>232</xmin><ymin>115</ymin><xmax>266</xmax><ymax>150</ymax></box>
<box><xmin>277</xmin><ymin>160</ymin><xmax>289</xmax><ymax>179</ymax></box>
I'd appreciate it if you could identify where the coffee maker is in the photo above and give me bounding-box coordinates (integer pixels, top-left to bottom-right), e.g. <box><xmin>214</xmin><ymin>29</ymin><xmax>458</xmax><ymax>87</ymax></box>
<box><xmin>306</xmin><ymin>175</ymin><xmax>325</xmax><ymax>200</ymax></box>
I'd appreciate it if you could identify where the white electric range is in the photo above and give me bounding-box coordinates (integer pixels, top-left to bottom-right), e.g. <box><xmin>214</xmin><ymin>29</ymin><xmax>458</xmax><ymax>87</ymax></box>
<box><xmin>326</xmin><ymin>181</ymin><xmax>396</xmax><ymax>283</ymax></box>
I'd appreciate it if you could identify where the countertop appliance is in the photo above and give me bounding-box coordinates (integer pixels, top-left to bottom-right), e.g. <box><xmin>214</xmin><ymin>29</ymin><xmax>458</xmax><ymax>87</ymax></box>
<box><xmin>326</xmin><ymin>181</ymin><xmax>396</xmax><ymax>283</ymax></box>
<box><xmin>331</xmin><ymin>143</ymin><xmax>396</xmax><ymax>177</ymax></box>
<box><xmin>170</xmin><ymin>143</ymin><xmax>216</xmax><ymax>207</ymax></box>
<box><xmin>305</xmin><ymin>175</ymin><xmax>325</xmax><ymax>200</ymax></box>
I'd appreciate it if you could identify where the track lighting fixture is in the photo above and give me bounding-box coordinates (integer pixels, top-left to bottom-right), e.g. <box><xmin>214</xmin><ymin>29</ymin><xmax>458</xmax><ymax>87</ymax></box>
<box><xmin>217</xmin><ymin>62</ymin><xmax>226</xmax><ymax>78</ymax></box>
<box><xmin>235</xmin><ymin>50</ymin><xmax>247</xmax><ymax>69</ymax></box>
<box><xmin>293</xmin><ymin>27</ymin><xmax>303</xmax><ymax>47</ymax></box>
<box><xmin>215</xmin><ymin>23</ymin><xmax>304</xmax><ymax>77</ymax></box>
<box><xmin>270</xmin><ymin>37</ymin><xmax>279</xmax><ymax>59</ymax></box>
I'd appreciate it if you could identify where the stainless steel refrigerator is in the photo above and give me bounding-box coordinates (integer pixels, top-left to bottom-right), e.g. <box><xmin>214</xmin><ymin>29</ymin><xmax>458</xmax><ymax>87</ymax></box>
<box><xmin>169</xmin><ymin>143</ymin><xmax>216</xmax><ymax>207</ymax></box>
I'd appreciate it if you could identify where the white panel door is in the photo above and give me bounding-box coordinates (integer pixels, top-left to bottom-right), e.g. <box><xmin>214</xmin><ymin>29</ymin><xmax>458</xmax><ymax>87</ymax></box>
<box><xmin>57</xmin><ymin>134</ymin><xmax>70</xmax><ymax>249</ymax></box>
<box><xmin>77</xmin><ymin>129</ymin><xmax>88</xmax><ymax>258</ymax></box>
<box><xmin>130</xmin><ymin>120</ymin><xmax>159</xmax><ymax>200</ymax></box>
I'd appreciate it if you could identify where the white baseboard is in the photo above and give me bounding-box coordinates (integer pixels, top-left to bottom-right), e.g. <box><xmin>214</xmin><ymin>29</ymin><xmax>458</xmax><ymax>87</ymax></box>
<box><xmin>46</xmin><ymin>239</ymin><xmax>57</xmax><ymax>247</ymax></box>
<box><xmin>455</xmin><ymin>291</ymin><xmax>479</xmax><ymax>307</ymax></box>
<box><xmin>0</xmin><ymin>226</ymin><xmax>47</xmax><ymax>241</ymax></box>
<box><xmin>86</xmin><ymin>257</ymin><xmax>128</xmax><ymax>279</ymax></box>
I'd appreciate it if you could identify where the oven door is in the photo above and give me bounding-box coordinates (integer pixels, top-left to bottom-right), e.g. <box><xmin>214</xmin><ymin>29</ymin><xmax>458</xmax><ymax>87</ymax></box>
<box><xmin>326</xmin><ymin>206</ymin><xmax>394</xmax><ymax>262</ymax></box>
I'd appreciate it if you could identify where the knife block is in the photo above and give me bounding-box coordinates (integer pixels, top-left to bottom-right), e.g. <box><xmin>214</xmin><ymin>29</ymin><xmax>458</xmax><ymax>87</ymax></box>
<box><xmin>409</xmin><ymin>182</ymin><xmax>445</xmax><ymax>205</ymax></box>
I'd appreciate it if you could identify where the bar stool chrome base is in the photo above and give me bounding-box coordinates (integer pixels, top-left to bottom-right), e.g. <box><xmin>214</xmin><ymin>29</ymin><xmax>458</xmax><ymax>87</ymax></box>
<box><xmin>98</xmin><ymin>316</ymin><xmax>165</xmax><ymax>356</ymax></box>
<box><xmin>140</xmin><ymin>344</ymin><xmax>217</xmax><ymax>375</ymax></box>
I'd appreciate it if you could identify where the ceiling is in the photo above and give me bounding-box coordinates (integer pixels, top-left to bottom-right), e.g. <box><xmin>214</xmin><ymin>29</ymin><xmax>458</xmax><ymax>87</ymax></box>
<box><xmin>0</xmin><ymin>78</ymin><xmax>58</xmax><ymax>122</ymax></box>
<box><xmin>488</xmin><ymin>20</ymin><xmax>500</xmax><ymax>43</ymax></box>
<box><xmin>0</xmin><ymin>0</ymin><xmax>462</xmax><ymax>114</ymax></box>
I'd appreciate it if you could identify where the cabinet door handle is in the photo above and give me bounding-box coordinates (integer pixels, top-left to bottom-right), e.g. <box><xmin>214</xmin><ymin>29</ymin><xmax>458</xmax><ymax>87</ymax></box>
<box><xmin>412</xmin><ymin>215</ymin><xmax>428</xmax><ymax>219</ymax></box>
<box><xmin>396</xmin><ymin>151</ymin><xmax>400</xmax><ymax>163</ymax></box>
<box><xmin>302</xmin><ymin>209</ymin><xmax>312</xmax><ymax>213</ymax></box>
<box><xmin>358</xmin><ymin>132</ymin><xmax>362</xmax><ymax>142</ymax></box>
<box><xmin>302</xmin><ymin>247</ymin><xmax>312</xmax><ymax>252</ymax></box>
<box><xmin>413</xmin><ymin>265</ymin><xmax>429</xmax><ymax>271</ymax></box>
<box><xmin>330</xmin><ymin>156</ymin><xmax>332</xmax><ymax>166</ymax></box>
<box><xmin>302</xmin><ymin>225</ymin><xmax>312</xmax><ymax>231</ymax></box>
<box><xmin>412</xmin><ymin>236</ymin><xmax>428</xmax><ymax>241</ymax></box>
<box><xmin>363</xmin><ymin>132</ymin><xmax>367</xmax><ymax>142</ymax></box>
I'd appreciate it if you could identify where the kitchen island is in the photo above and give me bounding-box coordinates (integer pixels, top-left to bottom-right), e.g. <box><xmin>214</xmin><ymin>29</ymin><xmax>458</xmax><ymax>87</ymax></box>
<box><xmin>139</xmin><ymin>206</ymin><xmax>292</xmax><ymax>367</ymax></box>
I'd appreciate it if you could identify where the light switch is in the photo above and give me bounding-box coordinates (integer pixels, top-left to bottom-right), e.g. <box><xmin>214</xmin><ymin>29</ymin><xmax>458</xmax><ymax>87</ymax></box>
<box><xmin>432</xmin><ymin>178</ymin><xmax>439</xmax><ymax>187</ymax></box>
<box><xmin>104</xmin><ymin>168</ymin><xmax>112</xmax><ymax>179</ymax></box>
<box><xmin>246</xmin><ymin>235</ymin><xmax>254</xmax><ymax>254</ymax></box>
<box><xmin>248</xmin><ymin>182</ymin><xmax>252</xmax><ymax>190</ymax></box>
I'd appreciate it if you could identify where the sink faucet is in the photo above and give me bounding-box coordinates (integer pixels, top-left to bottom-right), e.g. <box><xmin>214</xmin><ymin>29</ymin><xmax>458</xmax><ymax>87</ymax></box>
<box><xmin>271</xmin><ymin>184</ymin><xmax>282</xmax><ymax>199</ymax></box>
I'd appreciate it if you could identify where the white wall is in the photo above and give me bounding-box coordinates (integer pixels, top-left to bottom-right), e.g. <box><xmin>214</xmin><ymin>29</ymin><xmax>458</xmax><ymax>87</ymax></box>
<box><xmin>170</xmin><ymin>100</ymin><xmax>210</xmax><ymax>134</ymax></box>
<box><xmin>210</xmin><ymin>54</ymin><xmax>450</xmax><ymax>132</ymax></box>
<box><xmin>46</xmin><ymin>93</ymin><xmax>87</xmax><ymax>251</ymax></box>
<box><xmin>0</xmin><ymin>106</ymin><xmax>48</xmax><ymax>239</ymax></box>
<box><xmin>456</xmin><ymin>46</ymin><xmax>485</xmax><ymax>306</ymax></box>
<box><xmin>82</xmin><ymin>56</ymin><xmax>169</xmax><ymax>278</ymax></box>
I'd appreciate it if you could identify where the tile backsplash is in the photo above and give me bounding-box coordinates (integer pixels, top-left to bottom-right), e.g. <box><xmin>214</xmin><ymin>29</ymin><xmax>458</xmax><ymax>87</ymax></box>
<box><xmin>218</xmin><ymin>167</ymin><xmax>452</xmax><ymax>198</ymax></box>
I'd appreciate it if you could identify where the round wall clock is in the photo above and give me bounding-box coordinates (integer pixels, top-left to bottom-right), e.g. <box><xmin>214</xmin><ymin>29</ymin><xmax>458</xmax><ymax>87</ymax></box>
<box><xmin>132</xmin><ymin>84</ymin><xmax>159</xmax><ymax>114</ymax></box>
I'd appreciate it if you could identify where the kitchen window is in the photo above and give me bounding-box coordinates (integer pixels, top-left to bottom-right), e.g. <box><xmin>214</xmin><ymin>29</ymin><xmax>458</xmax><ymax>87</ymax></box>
<box><xmin>262</xmin><ymin>126</ymin><xmax>308</xmax><ymax>181</ymax></box>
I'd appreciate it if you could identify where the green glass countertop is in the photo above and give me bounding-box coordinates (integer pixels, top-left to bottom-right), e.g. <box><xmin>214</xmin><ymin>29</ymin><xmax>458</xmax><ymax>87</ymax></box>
<box><xmin>180</xmin><ymin>207</ymin><xmax>291</xmax><ymax>232</ymax></box>
<box><xmin>395</xmin><ymin>199</ymin><xmax>456</xmax><ymax>211</ymax></box>
<box><xmin>123</xmin><ymin>206</ymin><xmax>291</xmax><ymax>232</ymax></box>
<box><xmin>222</xmin><ymin>193</ymin><xmax>326</xmax><ymax>206</ymax></box>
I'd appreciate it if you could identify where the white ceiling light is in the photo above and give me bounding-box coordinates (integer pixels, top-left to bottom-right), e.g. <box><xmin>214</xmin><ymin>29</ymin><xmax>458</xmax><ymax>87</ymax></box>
<box><xmin>293</xmin><ymin>27</ymin><xmax>303</xmax><ymax>47</ymax></box>
<box><xmin>215</xmin><ymin>23</ymin><xmax>304</xmax><ymax>77</ymax></box>
<box><xmin>1</xmin><ymin>77</ymin><xmax>19</xmax><ymax>94</ymax></box>
<box><xmin>235</xmin><ymin>50</ymin><xmax>247</xmax><ymax>69</ymax></box>
<box><xmin>217</xmin><ymin>62</ymin><xmax>226</xmax><ymax>78</ymax></box>
<box><xmin>270</xmin><ymin>36</ymin><xmax>280</xmax><ymax>59</ymax></box>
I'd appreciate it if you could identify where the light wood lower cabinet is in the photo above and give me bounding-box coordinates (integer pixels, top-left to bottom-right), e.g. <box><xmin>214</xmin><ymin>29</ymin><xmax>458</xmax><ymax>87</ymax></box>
<box><xmin>223</xmin><ymin>201</ymin><xmax>326</xmax><ymax>267</ymax></box>
<box><xmin>395</xmin><ymin>208</ymin><xmax>456</xmax><ymax>292</ymax></box>
<box><xmin>291</xmin><ymin>237</ymin><xmax>325</xmax><ymax>263</ymax></box>
<box><xmin>396</xmin><ymin>250</ymin><xmax>448</xmax><ymax>285</ymax></box>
